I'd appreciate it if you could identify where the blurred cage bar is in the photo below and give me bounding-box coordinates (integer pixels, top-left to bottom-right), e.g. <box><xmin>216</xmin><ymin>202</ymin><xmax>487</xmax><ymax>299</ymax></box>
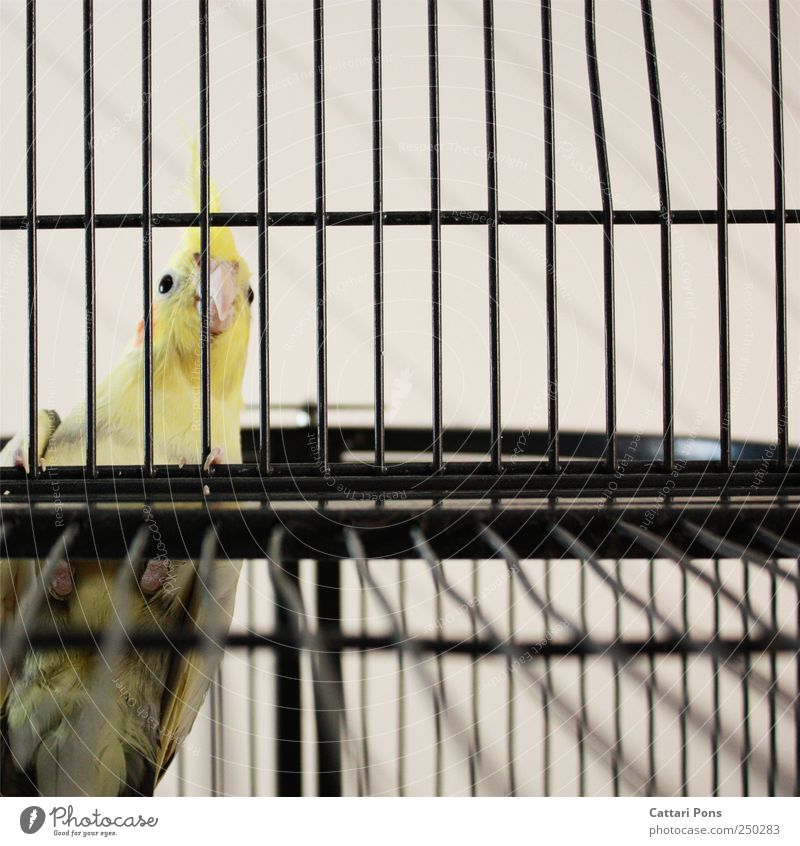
<box><xmin>0</xmin><ymin>0</ymin><xmax>799</xmax><ymax>797</ymax></box>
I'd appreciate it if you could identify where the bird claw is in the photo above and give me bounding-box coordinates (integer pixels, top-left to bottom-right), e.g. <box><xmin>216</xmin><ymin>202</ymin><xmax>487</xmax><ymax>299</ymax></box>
<box><xmin>203</xmin><ymin>447</ymin><xmax>225</xmax><ymax>472</ymax></box>
<box><xmin>48</xmin><ymin>560</ymin><xmax>74</xmax><ymax>600</ymax></box>
<box><xmin>13</xmin><ymin>447</ymin><xmax>48</xmax><ymax>473</ymax></box>
<box><xmin>140</xmin><ymin>558</ymin><xmax>171</xmax><ymax>596</ymax></box>
<box><xmin>13</xmin><ymin>448</ymin><xmax>29</xmax><ymax>474</ymax></box>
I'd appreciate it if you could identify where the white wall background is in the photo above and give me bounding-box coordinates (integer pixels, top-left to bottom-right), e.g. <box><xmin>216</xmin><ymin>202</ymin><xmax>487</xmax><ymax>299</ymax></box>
<box><xmin>1</xmin><ymin>0</ymin><xmax>798</xmax><ymax>447</ymax></box>
<box><xmin>1</xmin><ymin>0</ymin><xmax>798</xmax><ymax>797</ymax></box>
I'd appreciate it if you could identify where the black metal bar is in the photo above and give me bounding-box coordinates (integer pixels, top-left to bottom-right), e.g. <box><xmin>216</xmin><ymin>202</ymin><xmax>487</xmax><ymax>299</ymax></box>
<box><xmin>83</xmin><ymin>0</ymin><xmax>96</xmax><ymax>475</ymax></box>
<box><xmin>3</xmin><ymin>207</ymin><xmax>799</xmax><ymax>231</ymax></box>
<box><xmin>25</xmin><ymin>0</ymin><xmax>38</xmax><ymax>478</ymax></box>
<box><xmin>246</xmin><ymin>560</ymin><xmax>258</xmax><ymax>797</ymax></box>
<box><xmin>506</xmin><ymin>557</ymin><xmax>516</xmax><ymax>796</ymax></box>
<box><xmin>275</xmin><ymin>557</ymin><xmax>302</xmax><ymax>796</ymax></box>
<box><xmin>684</xmin><ymin>519</ymin><xmax>800</xmax><ymax>589</ymax></box>
<box><xmin>711</xmin><ymin>558</ymin><xmax>721</xmax><ymax>797</ymax></box>
<box><xmin>257</xmin><ymin>0</ymin><xmax>270</xmax><ymax>474</ymax></box>
<box><xmin>3</xmin><ymin>499</ymin><xmax>799</xmax><ymax>558</ymax></box>
<box><xmin>680</xmin><ymin>564</ymin><xmax>688</xmax><ymax>796</ymax></box>
<box><xmin>647</xmin><ymin>558</ymin><xmax>656</xmax><ymax>796</ymax></box>
<box><xmin>483</xmin><ymin>0</ymin><xmax>501</xmax><ymax>471</ymax></box>
<box><xmin>427</xmin><ymin>0</ymin><xmax>443</xmax><ymax>471</ymax></box>
<box><xmin>199</xmin><ymin>0</ymin><xmax>211</xmax><ymax>466</ymax></box>
<box><xmin>1</xmin><ymin>423</ymin><xmax>791</xmax><ymax>465</ymax></box>
<box><xmin>618</xmin><ymin>520</ymin><xmax>774</xmax><ymax>639</ymax></box>
<box><xmin>315</xmin><ymin>560</ymin><xmax>343</xmax><ymax>796</ymax></box>
<box><xmin>578</xmin><ymin>560</ymin><xmax>587</xmax><ymax>795</ymax></box>
<box><xmin>356</xmin><ymin>566</ymin><xmax>371</xmax><ymax>795</ymax></box>
<box><xmin>612</xmin><ymin>560</ymin><xmax>622</xmax><ymax>796</ymax></box>
<box><xmin>397</xmin><ymin>559</ymin><xmax>407</xmax><ymax>796</ymax></box>
<box><xmin>423</xmin><ymin>524</ymin><xmax>651</xmax><ymax>793</ymax></box>
<box><xmin>753</xmin><ymin>524</ymin><xmax>800</xmax><ymax>559</ymax></box>
<box><xmin>585</xmin><ymin>0</ymin><xmax>616</xmax><ymax>469</ymax></box>
<box><xmin>713</xmin><ymin>0</ymin><xmax>731</xmax><ymax>469</ymax></box>
<box><xmin>768</xmin><ymin>569</ymin><xmax>778</xmax><ymax>795</ymax></box>
<box><xmin>641</xmin><ymin>0</ymin><xmax>673</xmax><ymax>470</ymax></box>
<box><xmin>469</xmin><ymin>560</ymin><xmax>480</xmax><ymax>795</ymax></box>
<box><xmin>434</xmin><ymin>555</ymin><xmax>445</xmax><ymax>796</ymax></box>
<box><xmin>347</xmin><ymin>534</ymin><xmax>511</xmax><ymax>797</ymax></box>
<box><xmin>741</xmin><ymin>560</ymin><xmax>751</xmax><ymax>795</ymax></box>
<box><xmin>313</xmin><ymin>0</ymin><xmax>328</xmax><ymax>471</ymax></box>
<box><xmin>209</xmin><ymin>667</ymin><xmax>223</xmax><ymax>796</ymax></box>
<box><xmin>371</xmin><ymin>0</ymin><xmax>385</xmax><ymax>470</ymax></box>
<box><xmin>142</xmin><ymin>0</ymin><xmax>153</xmax><ymax>475</ymax></box>
<box><xmin>13</xmin><ymin>628</ymin><xmax>800</xmax><ymax>657</ymax></box>
<box><xmin>769</xmin><ymin>0</ymin><xmax>788</xmax><ymax>467</ymax></box>
<box><xmin>541</xmin><ymin>0</ymin><xmax>559</xmax><ymax>471</ymax></box>
<box><xmin>1</xmin><ymin>464</ymin><xmax>798</xmax><ymax>503</ymax></box>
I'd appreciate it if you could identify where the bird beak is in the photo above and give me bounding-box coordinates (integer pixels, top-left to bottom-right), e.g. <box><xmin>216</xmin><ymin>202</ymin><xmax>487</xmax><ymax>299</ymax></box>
<box><xmin>196</xmin><ymin>260</ymin><xmax>239</xmax><ymax>335</ymax></box>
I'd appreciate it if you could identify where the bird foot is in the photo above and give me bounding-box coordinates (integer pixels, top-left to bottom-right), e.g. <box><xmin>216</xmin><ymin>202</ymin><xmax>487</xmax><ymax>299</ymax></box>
<box><xmin>203</xmin><ymin>446</ymin><xmax>225</xmax><ymax>472</ymax></box>
<box><xmin>48</xmin><ymin>560</ymin><xmax>74</xmax><ymax>600</ymax></box>
<box><xmin>12</xmin><ymin>447</ymin><xmax>47</xmax><ymax>472</ymax></box>
<box><xmin>13</xmin><ymin>448</ymin><xmax>29</xmax><ymax>474</ymax></box>
<box><xmin>140</xmin><ymin>558</ymin><xmax>172</xmax><ymax>595</ymax></box>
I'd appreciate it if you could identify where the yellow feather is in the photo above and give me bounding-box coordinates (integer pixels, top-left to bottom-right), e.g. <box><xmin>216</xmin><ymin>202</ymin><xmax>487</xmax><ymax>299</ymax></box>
<box><xmin>2</xmin><ymin>143</ymin><xmax>251</xmax><ymax>796</ymax></box>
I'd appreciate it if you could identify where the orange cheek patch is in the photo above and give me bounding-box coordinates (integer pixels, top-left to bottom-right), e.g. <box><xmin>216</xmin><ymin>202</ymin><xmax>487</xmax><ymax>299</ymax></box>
<box><xmin>133</xmin><ymin>307</ymin><xmax>159</xmax><ymax>349</ymax></box>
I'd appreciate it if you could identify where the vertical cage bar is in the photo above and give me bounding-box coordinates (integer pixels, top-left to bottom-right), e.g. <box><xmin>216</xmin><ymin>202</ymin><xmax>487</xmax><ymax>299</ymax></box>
<box><xmin>469</xmin><ymin>560</ymin><xmax>480</xmax><ymax>796</ymax></box>
<box><xmin>199</xmin><ymin>0</ymin><xmax>212</xmax><ymax>465</ymax></box>
<box><xmin>397</xmin><ymin>559</ymin><xmax>407</xmax><ymax>797</ymax></box>
<box><xmin>256</xmin><ymin>0</ymin><xmax>271</xmax><ymax>473</ymax></box>
<box><xmin>506</xmin><ymin>557</ymin><xmax>516</xmax><ymax>796</ymax></box>
<box><xmin>796</xmin><ymin>559</ymin><xmax>799</xmax><ymax>797</ymax></box>
<box><xmin>612</xmin><ymin>561</ymin><xmax>622</xmax><ymax>796</ymax></box>
<box><xmin>209</xmin><ymin>667</ymin><xmax>223</xmax><ymax>796</ymax></box>
<box><xmin>141</xmin><ymin>0</ymin><xmax>153</xmax><ymax>475</ymax></box>
<box><xmin>315</xmin><ymin>560</ymin><xmax>343</xmax><ymax>797</ymax></box>
<box><xmin>584</xmin><ymin>0</ymin><xmax>617</xmax><ymax>469</ymax></box>
<box><xmin>427</xmin><ymin>0</ymin><xmax>443</xmax><ymax>470</ymax></box>
<box><xmin>711</xmin><ymin>559</ymin><xmax>720</xmax><ymax>796</ymax></box>
<box><xmin>541</xmin><ymin>0</ymin><xmax>559</xmax><ymax>471</ymax></box>
<box><xmin>578</xmin><ymin>562</ymin><xmax>587</xmax><ymax>795</ymax></box>
<box><xmin>313</xmin><ymin>0</ymin><xmax>329</xmax><ymax>470</ymax></box>
<box><xmin>246</xmin><ymin>560</ymin><xmax>258</xmax><ymax>797</ymax></box>
<box><xmin>357</xmin><ymin>568</ymin><xmax>371</xmax><ymax>795</ymax></box>
<box><xmin>768</xmin><ymin>570</ymin><xmax>777</xmax><ymax>794</ymax></box>
<box><xmin>482</xmin><ymin>0</ymin><xmax>502</xmax><ymax>470</ymax></box>
<box><xmin>543</xmin><ymin>558</ymin><xmax>552</xmax><ymax>796</ymax></box>
<box><xmin>647</xmin><ymin>561</ymin><xmax>656</xmax><ymax>795</ymax></box>
<box><xmin>434</xmin><ymin>559</ymin><xmax>444</xmax><ymax>796</ymax></box>
<box><xmin>371</xmin><ymin>0</ymin><xmax>385</xmax><ymax>469</ymax></box>
<box><xmin>680</xmin><ymin>565</ymin><xmax>689</xmax><ymax>796</ymax></box>
<box><xmin>25</xmin><ymin>0</ymin><xmax>38</xmax><ymax>477</ymax></box>
<box><xmin>83</xmin><ymin>0</ymin><xmax>97</xmax><ymax>474</ymax></box>
<box><xmin>641</xmin><ymin>0</ymin><xmax>674</xmax><ymax>470</ymax></box>
<box><xmin>713</xmin><ymin>0</ymin><xmax>731</xmax><ymax>469</ymax></box>
<box><xmin>769</xmin><ymin>0</ymin><xmax>787</xmax><ymax>466</ymax></box>
<box><xmin>741</xmin><ymin>561</ymin><xmax>751</xmax><ymax>795</ymax></box>
<box><xmin>276</xmin><ymin>559</ymin><xmax>302</xmax><ymax>796</ymax></box>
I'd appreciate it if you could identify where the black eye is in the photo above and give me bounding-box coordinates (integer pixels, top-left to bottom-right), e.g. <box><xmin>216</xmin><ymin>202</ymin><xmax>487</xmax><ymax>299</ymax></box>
<box><xmin>158</xmin><ymin>274</ymin><xmax>174</xmax><ymax>295</ymax></box>
<box><xmin>247</xmin><ymin>287</ymin><xmax>254</xmax><ymax>304</ymax></box>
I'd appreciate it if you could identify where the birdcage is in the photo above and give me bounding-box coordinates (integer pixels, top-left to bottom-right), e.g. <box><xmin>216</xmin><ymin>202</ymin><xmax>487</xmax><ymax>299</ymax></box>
<box><xmin>0</xmin><ymin>0</ymin><xmax>798</xmax><ymax>797</ymax></box>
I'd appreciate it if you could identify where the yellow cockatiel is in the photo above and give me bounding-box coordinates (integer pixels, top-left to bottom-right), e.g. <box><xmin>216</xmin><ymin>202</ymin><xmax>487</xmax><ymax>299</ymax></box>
<box><xmin>0</xmin><ymin>148</ymin><xmax>252</xmax><ymax>796</ymax></box>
